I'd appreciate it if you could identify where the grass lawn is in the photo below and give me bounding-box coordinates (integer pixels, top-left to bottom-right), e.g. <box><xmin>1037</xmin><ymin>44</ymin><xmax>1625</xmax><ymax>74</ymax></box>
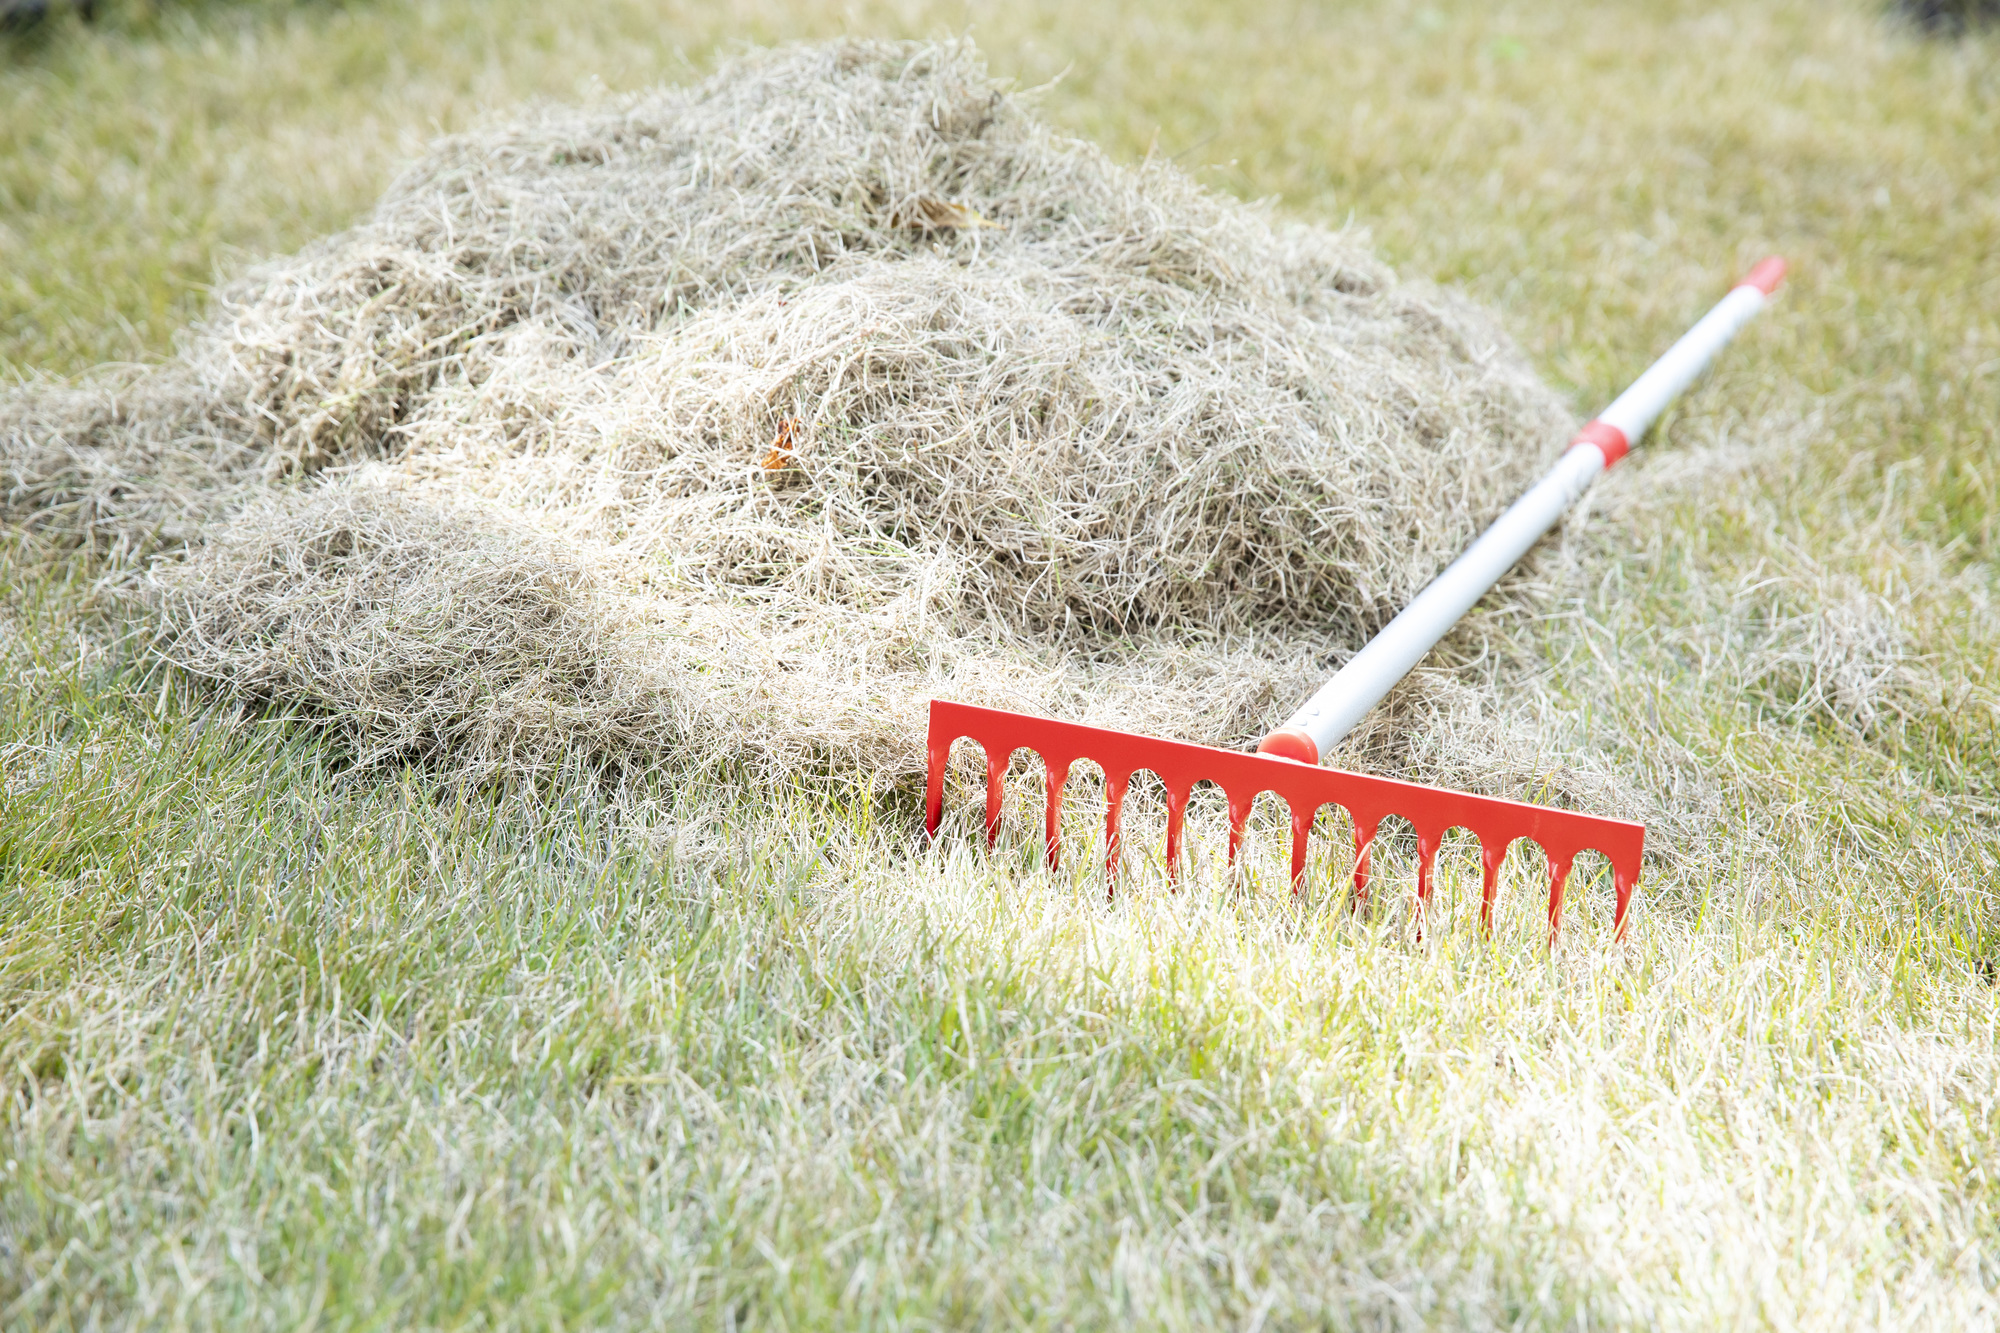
<box><xmin>4</xmin><ymin>0</ymin><xmax>1999</xmax><ymax>1326</ymax></box>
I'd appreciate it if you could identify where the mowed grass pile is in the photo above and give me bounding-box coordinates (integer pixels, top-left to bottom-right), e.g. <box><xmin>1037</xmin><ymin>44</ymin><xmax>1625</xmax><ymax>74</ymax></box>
<box><xmin>0</xmin><ymin>36</ymin><xmax>1581</xmax><ymax>789</ymax></box>
<box><xmin>4</xmin><ymin>0</ymin><xmax>1999</xmax><ymax>1327</ymax></box>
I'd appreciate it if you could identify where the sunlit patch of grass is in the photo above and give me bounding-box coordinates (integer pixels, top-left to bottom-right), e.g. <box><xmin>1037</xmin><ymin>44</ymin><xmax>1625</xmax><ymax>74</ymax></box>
<box><xmin>4</xmin><ymin>0</ymin><xmax>2000</xmax><ymax>1326</ymax></box>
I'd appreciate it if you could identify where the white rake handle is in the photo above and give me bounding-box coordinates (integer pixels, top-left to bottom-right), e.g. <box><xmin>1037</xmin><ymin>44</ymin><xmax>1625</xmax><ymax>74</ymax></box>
<box><xmin>1259</xmin><ymin>256</ymin><xmax>1787</xmax><ymax>766</ymax></box>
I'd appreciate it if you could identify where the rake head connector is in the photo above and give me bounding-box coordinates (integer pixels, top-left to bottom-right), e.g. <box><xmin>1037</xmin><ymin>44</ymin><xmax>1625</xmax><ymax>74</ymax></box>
<box><xmin>924</xmin><ymin>700</ymin><xmax>1644</xmax><ymax>940</ymax></box>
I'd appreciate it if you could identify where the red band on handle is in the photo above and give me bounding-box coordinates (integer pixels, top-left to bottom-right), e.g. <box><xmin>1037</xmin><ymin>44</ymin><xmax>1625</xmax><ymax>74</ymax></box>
<box><xmin>1568</xmin><ymin>419</ymin><xmax>1630</xmax><ymax>468</ymax></box>
<box><xmin>1737</xmin><ymin>256</ymin><xmax>1786</xmax><ymax>296</ymax></box>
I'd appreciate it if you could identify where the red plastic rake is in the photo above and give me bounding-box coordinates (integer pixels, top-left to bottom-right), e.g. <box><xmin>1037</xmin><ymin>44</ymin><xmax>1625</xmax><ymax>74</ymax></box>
<box><xmin>925</xmin><ymin>258</ymin><xmax>1787</xmax><ymax>939</ymax></box>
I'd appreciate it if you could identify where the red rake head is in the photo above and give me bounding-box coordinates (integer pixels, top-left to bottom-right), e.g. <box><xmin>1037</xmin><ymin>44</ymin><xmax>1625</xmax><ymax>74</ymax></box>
<box><xmin>923</xmin><ymin>700</ymin><xmax>1645</xmax><ymax>942</ymax></box>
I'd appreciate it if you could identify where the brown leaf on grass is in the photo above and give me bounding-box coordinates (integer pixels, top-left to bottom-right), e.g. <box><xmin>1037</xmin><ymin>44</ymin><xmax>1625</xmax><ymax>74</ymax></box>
<box><xmin>893</xmin><ymin>197</ymin><xmax>1002</xmax><ymax>231</ymax></box>
<box><xmin>762</xmin><ymin>416</ymin><xmax>802</xmax><ymax>471</ymax></box>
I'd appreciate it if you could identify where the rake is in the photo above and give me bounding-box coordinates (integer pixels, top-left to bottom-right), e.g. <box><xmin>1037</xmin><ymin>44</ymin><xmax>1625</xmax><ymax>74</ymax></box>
<box><xmin>925</xmin><ymin>258</ymin><xmax>1787</xmax><ymax>939</ymax></box>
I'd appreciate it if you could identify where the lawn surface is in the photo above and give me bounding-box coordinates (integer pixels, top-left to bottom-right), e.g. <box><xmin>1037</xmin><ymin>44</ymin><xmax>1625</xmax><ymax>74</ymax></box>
<box><xmin>4</xmin><ymin>1</ymin><xmax>1999</xmax><ymax>1327</ymax></box>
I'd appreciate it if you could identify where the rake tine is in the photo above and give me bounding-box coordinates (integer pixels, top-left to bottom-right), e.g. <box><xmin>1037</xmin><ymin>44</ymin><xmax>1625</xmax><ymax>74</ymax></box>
<box><xmin>1104</xmin><ymin>768</ymin><xmax>1131</xmax><ymax>893</ymax></box>
<box><xmin>1163</xmin><ymin>783</ymin><xmax>1190</xmax><ymax>887</ymax></box>
<box><xmin>1413</xmin><ymin>827</ymin><xmax>1443</xmax><ymax>940</ymax></box>
<box><xmin>1225</xmin><ymin>787</ymin><xmax>1255</xmax><ymax>868</ymax></box>
<box><xmin>1479</xmin><ymin>837</ymin><xmax>1507</xmax><ymax>931</ymax></box>
<box><xmin>984</xmin><ymin>746</ymin><xmax>1008</xmax><ymax>849</ymax></box>
<box><xmin>1043</xmin><ymin>754</ymin><xmax>1069</xmax><ymax>872</ymax></box>
<box><xmin>1546</xmin><ymin>853</ymin><xmax>1576</xmax><ymax>945</ymax></box>
<box><xmin>1613</xmin><ymin>864</ymin><xmax>1638</xmax><ymax>943</ymax></box>
<box><xmin>923</xmin><ymin>733</ymin><xmax>950</xmax><ymax>840</ymax></box>
<box><xmin>1287</xmin><ymin>800</ymin><xmax>1314</xmax><ymax>893</ymax></box>
<box><xmin>1351</xmin><ymin>815</ymin><xmax>1380</xmax><ymax>906</ymax></box>
<box><xmin>1416</xmin><ymin>828</ymin><xmax>1441</xmax><ymax>909</ymax></box>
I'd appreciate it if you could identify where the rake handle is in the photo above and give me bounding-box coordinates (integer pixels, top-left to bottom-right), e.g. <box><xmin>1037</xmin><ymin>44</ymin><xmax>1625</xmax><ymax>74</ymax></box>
<box><xmin>1258</xmin><ymin>256</ymin><xmax>1786</xmax><ymax>765</ymax></box>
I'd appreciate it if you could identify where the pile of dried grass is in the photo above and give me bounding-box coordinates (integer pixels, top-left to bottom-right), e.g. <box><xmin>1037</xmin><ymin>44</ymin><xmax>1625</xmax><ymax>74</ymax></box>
<box><xmin>2</xmin><ymin>38</ymin><xmax>1584</xmax><ymax>788</ymax></box>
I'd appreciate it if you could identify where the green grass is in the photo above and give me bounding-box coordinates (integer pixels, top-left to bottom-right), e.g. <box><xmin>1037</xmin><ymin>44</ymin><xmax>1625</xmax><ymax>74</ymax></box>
<box><xmin>4</xmin><ymin>0</ymin><xmax>2000</xmax><ymax>1327</ymax></box>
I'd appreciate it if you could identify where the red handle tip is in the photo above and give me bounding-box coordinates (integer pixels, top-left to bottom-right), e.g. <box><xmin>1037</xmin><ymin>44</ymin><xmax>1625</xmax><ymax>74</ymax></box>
<box><xmin>1738</xmin><ymin>256</ymin><xmax>1787</xmax><ymax>296</ymax></box>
